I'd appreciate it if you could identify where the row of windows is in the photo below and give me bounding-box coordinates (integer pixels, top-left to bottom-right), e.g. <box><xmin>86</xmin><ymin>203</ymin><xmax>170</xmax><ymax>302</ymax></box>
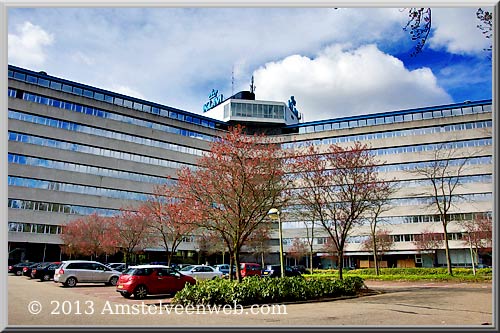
<box><xmin>8</xmin><ymin>153</ymin><xmax>175</xmax><ymax>186</ymax></box>
<box><xmin>297</xmin><ymin>103</ymin><xmax>492</xmax><ymax>134</ymax></box>
<box><xmin>8</xmin><ymin>198</ymin><xmax>121</xmax><ymax>217</ymax></box>
<box><xmin>9</xmin><ymin>110</ymin><xmax>205</xmax><ymax>157</ymax></box>
<box><xmin>395</xmin><ymin>174</ymin><xmax>492</xmax><ymax>188</ymax></box>
<box><xmin>391</xmin><ymin>232</ymin><xmax>464</xmax><ymax>242</ymax></box>
<box><xmin>9</xmin><ymin>69</ymin><xmax>219</xmax><ymax>130</ymax></box>
<box><xmin>389</xmin><ymin>193</ymin><xmax>492</xmax><ymax>206</ymax></box>
<box><xmin>8</xmin><ymin>132</ymin><xmax>196</xmax><ymax>171</ymax></box>
<box><xmin>285</xmin><ymin>192</ymin><xmax>492</xmax><ymax>214</ymax></box>
<box><xmin>8</xmin><ymin>222</ymin><xmax>62</xmax><ymax>235</ymax></box>
<box><xmin>284</xmin><ymin>231</ymin><xmax>468</xmax><ymax>245</ymax></box>
<box><xmin>288</xmin><ymin>174</ymin><xmax>492</xmax><ymax>195</ymax></box>
<box><xmin>282</xmin><ymin>212</ymin><xmax>491</xmax><ymax>229</ymax></box>
<box><xmin>284</xmin><ymin>120</ymin><xmax>492</xmax><ymax>149</ymax></box>
<box><xmin>372</xmin><ymin>138</ymin><xmax>491</xmax><ymax>156</ymax></box>
<box><xmin>8</xmin><ymin>88</ymin><xmax>16</xmax><ymax>97</ymax></box>
<box><xmin>8</xmin><ymin>176</ymin><xmax>151</xmax><ymax>201</ymax></box>
<box><xmin>378</xmin><ymin>156</ymin><xmax>492</xmax><ymax>172</ymax></box>
<box><xmin>19</xmin><ymin>91</ymin><xmax>215</xmax><ymax>142</ymax></box>
<box><xmin>225</xmin><ymin>102</ymin><xmax>285</xmax><ymax>119</ymax></box>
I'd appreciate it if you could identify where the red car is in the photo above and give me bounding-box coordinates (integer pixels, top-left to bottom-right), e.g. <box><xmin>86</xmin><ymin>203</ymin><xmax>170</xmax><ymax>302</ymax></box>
<box><xmin>240</xmin><ymin>263</ymin><xmax>262</xmax><ymax>278</ymax></box>
<box><xmin>116</xmin><ymin>265</ymin><xmax>195</xmax><ymax>299</ymax></box>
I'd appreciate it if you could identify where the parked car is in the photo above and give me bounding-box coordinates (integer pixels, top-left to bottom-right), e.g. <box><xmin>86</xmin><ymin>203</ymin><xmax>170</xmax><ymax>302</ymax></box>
<box><xmin>23</xmin><ymin>262</ymin><xmax>47</xmax><ymax>277</ymax></box>
<box><xmin>53</xmin><ymin>260</ymin><xmax>121</xmax><ymax>287</ymax></box>
<box><xmin>31</xmin><ymin>262</ymin><xmax>62</xmax><ymax>281</ymax></box>
<box><xmin>106</xmin><ymin>263</ymin><xmax>126</xmax><ymax>272</ymax></box>
<box><xmin>240</xmin><ymin>263</ymin><xmax>262</xmax><ymax>278</ymax></box>
<box><xmin>178</xmin><ymin>265</ymin><xmax>223</xmax><ymax>280</ymax></box>
<box><xmin>261</xmin><ymin>265</ymin><xmax>302</xmax><ymax>278</ymax></box>
<box><xmin>213</xmin><ymin>264</ymin><xmax>230</xmax><ymax>276</ymax></box>
<box><xmin>8</xmin><ymin>262</ymin><xmax>36</xmax><ymax>276</ymax></box>
<box><xmin>291</xmin><ymin>265</ymin><xmax>310</xmax><ymax>274</ymax></box>
<box><xmin>116</xmin><ymin>265</ymin><xmax>196</xmax><ymax>299</ymax></box>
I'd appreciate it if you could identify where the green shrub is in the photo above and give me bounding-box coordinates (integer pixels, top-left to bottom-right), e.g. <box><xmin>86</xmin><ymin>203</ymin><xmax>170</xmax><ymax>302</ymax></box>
<box><xmin>172</xmin><ymin>275</ymin><xmax>365</xmax><ymax>306</ymax></box>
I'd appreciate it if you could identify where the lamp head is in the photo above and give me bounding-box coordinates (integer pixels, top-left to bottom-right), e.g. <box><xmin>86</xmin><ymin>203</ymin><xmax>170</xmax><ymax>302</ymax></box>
<box><xmin>267</xmin><ymin>208</ymin><xmax>280</xmax><ymax>220</ymax></box>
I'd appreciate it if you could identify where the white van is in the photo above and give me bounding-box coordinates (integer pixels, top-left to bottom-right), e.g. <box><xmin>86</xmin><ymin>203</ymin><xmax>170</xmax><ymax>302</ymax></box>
<box><xmin>54</xmin><ymin>260</ymin><xmax>121</xmax><ymax>287</ymax></box>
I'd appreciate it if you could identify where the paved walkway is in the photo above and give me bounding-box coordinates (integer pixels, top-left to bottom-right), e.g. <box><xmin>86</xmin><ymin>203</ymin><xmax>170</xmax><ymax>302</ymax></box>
<box><xmin>6</xmin><ymin>276</ymin><xmax>493</xmax><ymax>328</ymax></box>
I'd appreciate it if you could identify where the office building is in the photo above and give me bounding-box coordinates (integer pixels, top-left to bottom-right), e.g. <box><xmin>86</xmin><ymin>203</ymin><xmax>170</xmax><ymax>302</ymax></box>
<box><xmin>7</xmin><ymin>65</ymin><xmax>493</xmax><ymax>268</ymax></box>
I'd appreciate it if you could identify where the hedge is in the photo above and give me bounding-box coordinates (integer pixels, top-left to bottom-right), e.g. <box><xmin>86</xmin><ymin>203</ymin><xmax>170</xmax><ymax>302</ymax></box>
<box><xmin>172</xmin><ymin>276</ymin><xmax>365</xmax><ymax>306</ymax></box>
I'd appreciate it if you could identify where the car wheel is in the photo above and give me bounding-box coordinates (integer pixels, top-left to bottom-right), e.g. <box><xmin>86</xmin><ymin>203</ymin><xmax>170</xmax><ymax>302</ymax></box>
<box><xmin>64</xmin><ymin>277</ymin><xmax>77</xmax><ymax>288</ymax></box>
<box><xmin>120</xmin><ymin>292</ymin><xmax>131</xmax><ymax>299</ymax></box>
<box><xmin>42</xmin><ymin>274</ymin><xmax>51</xmax><ymax>281</ymax></box>
<box><xmin>134</xmin><ymin>285</ymin><xmax>148</xmax><ymax>300</ymax></box>
<box><xmin>15</xmin><ymin>271</ymin><xmax>22</xmax><ymax>276</ymax></box>
<box><xmin>107</xmin><ymin>276</ymin><xmax>118</xmax><ymax>286</ymax></box>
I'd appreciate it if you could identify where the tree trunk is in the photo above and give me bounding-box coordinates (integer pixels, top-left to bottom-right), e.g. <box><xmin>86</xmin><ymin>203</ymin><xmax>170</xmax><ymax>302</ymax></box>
<box><xmin>443</xmin><ymin>229</ymin><xmax>453</xmax><ymax>275</ymax></box>
<box><xmin>234</xmin><ymin>248</ymin><xmax>242</xmax><ymax>282</ymax></box>
<box><xmin>372</xmin><ymin>237</ymin><xmax>379</xmax><ymax>276</ymax></box>
<box><xmin>167</xmin><ymin>250</ymin><xmax>172</xmax><ymax>267</ymax></box>
<box><xmin>309</xmin><ymin>250</ymin><xmax>314</xmax><ymax>274</ymax></box>
<box><xmin>228</xmin><ymin>251</ymin><xmax>234</xmax><ymax>281</ymax></box>
<box><xmin>337</xmin><ymin>251</ymin><xmax>344</xmax><ymax>280</ymax></box>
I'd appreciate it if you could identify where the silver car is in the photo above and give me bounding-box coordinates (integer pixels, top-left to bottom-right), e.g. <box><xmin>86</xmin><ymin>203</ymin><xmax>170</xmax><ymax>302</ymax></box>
<box><xmin>54</xmin><ymin>260</ymin><xmax>121</xmax><ymax>287</ymax></box>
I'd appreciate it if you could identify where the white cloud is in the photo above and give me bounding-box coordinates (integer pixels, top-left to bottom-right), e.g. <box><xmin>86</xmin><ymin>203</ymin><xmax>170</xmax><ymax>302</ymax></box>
<box><xmin>253</xmin><ymin>44</ymin><xmax>452</xmax><ymax>122</ymax></box>
<box><xmin>8</xmin><ymin>21</ymin><xmax>54</xmax><ymax>67</ymax></box>
<box><xmin>429</xmin><ymin>8</ymin><xmax>492</xmax><ymax>54</ymax></box>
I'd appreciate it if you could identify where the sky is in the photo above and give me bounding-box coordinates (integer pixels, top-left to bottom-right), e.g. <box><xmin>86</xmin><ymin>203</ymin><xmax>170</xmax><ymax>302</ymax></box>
<box><xmin>7</xmin><ymin>6</ymin><xmax>493</xmax><ymax>123</ymax></box>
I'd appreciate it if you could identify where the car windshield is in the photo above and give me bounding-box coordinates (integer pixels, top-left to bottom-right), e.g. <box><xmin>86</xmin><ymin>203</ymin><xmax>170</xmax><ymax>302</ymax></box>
<box><xmin>179</xmin><ymin>265</ymin><xmax>194</xmax><ymax>272</ymax></box>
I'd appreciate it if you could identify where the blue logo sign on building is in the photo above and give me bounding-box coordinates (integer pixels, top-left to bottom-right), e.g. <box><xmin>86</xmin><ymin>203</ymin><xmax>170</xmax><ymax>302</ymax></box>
<box><xmin>203</xmin><ymin>89</ymin><xmax>223</xmax><ymax>112</ymax></box>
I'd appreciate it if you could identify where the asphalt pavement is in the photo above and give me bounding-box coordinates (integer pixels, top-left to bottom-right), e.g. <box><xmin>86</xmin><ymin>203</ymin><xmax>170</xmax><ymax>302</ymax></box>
<box><xmin>5</xmin><ymin>275</ymin><xmax>493</xmax><ymax>328</ymax></box>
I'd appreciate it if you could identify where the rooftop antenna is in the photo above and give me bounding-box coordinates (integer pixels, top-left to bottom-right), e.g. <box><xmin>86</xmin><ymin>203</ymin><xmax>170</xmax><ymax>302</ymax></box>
<box><xmin>250</xmin><ymin>75</ymin><xmax>256</xmax><ymax>94</ymax></box>
<box><xmin>231</xmin><ymin>66</ymin><xmax>234</xmax><ymax>96</ymax></box>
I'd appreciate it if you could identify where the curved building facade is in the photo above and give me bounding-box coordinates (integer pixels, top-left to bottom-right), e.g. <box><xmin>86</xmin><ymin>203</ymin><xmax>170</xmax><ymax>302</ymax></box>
<box><xmin>7</xmin><ymin>65</ymin><xmax>493</xmax><ymax>268</ymax></box>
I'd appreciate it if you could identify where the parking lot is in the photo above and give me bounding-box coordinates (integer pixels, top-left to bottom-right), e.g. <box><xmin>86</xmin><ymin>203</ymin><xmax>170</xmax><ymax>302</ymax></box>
<box><xmin>7</xmin><ymin>275</ymin><xmax>493</xmax><ymax>327</ymax></box>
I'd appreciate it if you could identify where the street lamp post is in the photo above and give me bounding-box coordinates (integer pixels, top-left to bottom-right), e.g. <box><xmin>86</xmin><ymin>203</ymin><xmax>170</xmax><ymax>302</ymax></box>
<box><xmin>462</xmin><ymin>229</ymin><xmax>476</xmax><ymax>276</ymax></box>
<box><xmin>268</xmin><ymin>208</ymin><xmax>285</xmax><ymax>278</ymax></box>
<box><xmin>196</xmin><ymin>248</ymin><xmax>201</xmax><ymax>265</ymax></box>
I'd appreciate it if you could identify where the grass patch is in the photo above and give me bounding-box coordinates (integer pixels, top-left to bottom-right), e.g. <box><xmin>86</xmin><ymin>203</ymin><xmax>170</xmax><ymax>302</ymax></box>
<box><xmin>304</xmin><ymin>268</ymin><xmax>492</xmax><ymax>282</ymax></box>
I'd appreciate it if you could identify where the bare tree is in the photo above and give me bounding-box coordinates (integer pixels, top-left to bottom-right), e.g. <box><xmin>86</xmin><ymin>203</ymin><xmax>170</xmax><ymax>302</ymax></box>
<box><xmin>244</xmin><ymin>223</ymin><xmax>271</xmax><ymax>267</ymax></box>
<box><xmin>290</xmin><ymin>142</ymin><xmax>389</xmax><ymax>280</ymax></box>
<box><xmin>178</xmin><ymin>126</ymin><xmax>291</xmax><ymax>282</ymax></box>
<box><xmin>143</xmin><ymin>183</ymin><xmax>200</xmax><ymax>266</ymax></box>
<box><xmin>111</xmin><ymin>207</ymin><xmax>152</xmax><ymax>267</ymax></box>
<box><xmin>409</xmin><ymin>142</ymin><xmax>485</xmax><ymax>275</ymax></box>
<box><xmin>460</xmin><ymin>213</ymin><xmax>493</xmax><ymax>268</ymax></box>
<box><xmin>361</xmin><ymin>229</ymin><xmax>394</xmax><ymax>271</ymax></box>
<box><xmin>476</xmin><ymin>8</ymin><xmax>493</xmax><ymax>52</ymax></box>
<box><xmin>288</xmin><ymin>237</ymin><xmax>308</xmax><ymax>266</ymax></box>
<box><xmin>412</xmin><ymin>227</ymin><xmax>444</xmax><ymax>267</ymax></box>
<box><xmin>402</xmin><ymin>8</ymin><xmax>493</xmax><ymax>56</ymax></box>
<box><xmin>403</xmin><ymin>8</ymin><xmax>432</xmax><ymax>57</ymax></box>
<box><xmin>364</xmin><ymin>181</ymin><xmax>398</xmax><ymax>275</ymax></box>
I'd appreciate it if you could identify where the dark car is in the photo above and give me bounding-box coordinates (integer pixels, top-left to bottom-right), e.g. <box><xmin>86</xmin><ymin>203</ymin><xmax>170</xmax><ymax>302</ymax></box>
<box><xmin>31</xmin><ymin>262</ymin><xmax>62</xmax><ymax>281</ymax></box>
<box><xmin>106</xmin><ymin>263</ymin><xmax>127</xmax><ymax>272</ymax></box>
<box><xmin>22</xmin><ymin>262</ymin><xmax>46</xmax><ymax>277</ymax></box>
<box><xmin>262</xmin><ymin>265</ymin><xmax>302</xmax><ymax>278</ymax></box>
<box><xmin>291</xmin><ymin>265</ymin><xmax>310</xmax><ymax>274</ymax></box>
<box><xmin>8</xmin><ymin>262</ymin><xmax>36</xmax><ymax>276</ymax></box>
<box><xmin>116</xmin><ymin>265</ymin><xmax>196</xmax><ymax>299</ymax></box>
